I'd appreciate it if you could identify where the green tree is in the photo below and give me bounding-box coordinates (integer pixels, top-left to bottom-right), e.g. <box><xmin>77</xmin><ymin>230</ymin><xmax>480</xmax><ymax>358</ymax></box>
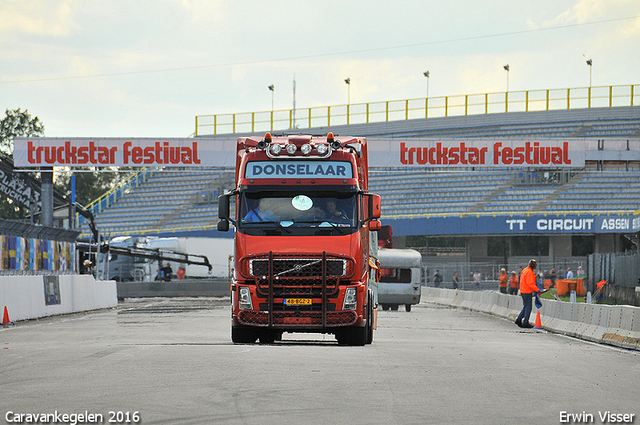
<box><xmin>0</xmin><ymin>109</ymin><xmax>45</xmax><ymax>219</ymax></box>
<box><xmin>0</xmin><ymin>108</ymin><xmax>45</xmax><ymax>155</ymax></box>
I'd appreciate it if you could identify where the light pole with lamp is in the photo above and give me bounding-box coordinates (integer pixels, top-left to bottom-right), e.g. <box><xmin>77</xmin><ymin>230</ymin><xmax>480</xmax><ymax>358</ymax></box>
<box><xmin>586</xmin><ymin>59</ymin><xmax>593</xmax><ymax>107</ymax></box>
<box><xmin>503</xmin><ymin>64</ymin><xmax>510</xmax><ymax>112</ymax></box>
<box><xmin>345</xmin><ymin>78</ymin><xmax>351</xmax><ymax>124</ymax></box>
<box><xmin>268</xmin><ymin>84</ymin><xmax>275</xmax><ymax>111</ymax></box>
<box><xmin>268</xmin><ymin>84</ymin><xmax>274</xmax><ymax>129</ymax></box>
<box><xmin>503</xmin><ymin>64</ymin><xmax>510</xmax><ymax>92</ymax></box>
<box><xmin>423</xmin><ymin>71</ymin><xmax>430</xmax><ymax>98</ymax></box>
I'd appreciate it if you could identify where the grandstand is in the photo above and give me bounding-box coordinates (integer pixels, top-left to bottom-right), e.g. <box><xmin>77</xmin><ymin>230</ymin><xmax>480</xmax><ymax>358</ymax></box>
<box><xmin>78</xmin><ymin>104</ymin><xmax>640</xmax><ymax>239</ymax></box>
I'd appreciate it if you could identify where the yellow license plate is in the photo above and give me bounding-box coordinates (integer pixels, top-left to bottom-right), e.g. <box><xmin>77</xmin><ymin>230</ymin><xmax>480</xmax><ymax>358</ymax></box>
<box><xmin>284</xmin><ymin>298</ymin><xmax>312</xmax><ymax>305</ymax></box>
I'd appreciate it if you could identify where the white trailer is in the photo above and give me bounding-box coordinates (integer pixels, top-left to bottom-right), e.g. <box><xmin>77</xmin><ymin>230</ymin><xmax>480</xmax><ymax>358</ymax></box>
<box><xmin>377</xmin><ymin>247</ymin><xmax>422</xmax><ymax>312</ymax></box>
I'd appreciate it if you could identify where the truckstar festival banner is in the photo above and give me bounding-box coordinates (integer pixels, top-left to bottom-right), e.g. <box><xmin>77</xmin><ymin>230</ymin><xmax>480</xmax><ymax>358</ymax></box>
<box><xmin>367</xmin><ymin>139</ymin><xmax>586</xmax><ymax>168</ymax></box>
<box><xmin>13</xmin><ymin>138</ymin><xmax>236</xmax><ymax>168</ymax></box>
<box><xmin>14</xmin><ymin>137</ymin><xmax>586</xmax><ymax>168</ymax></box>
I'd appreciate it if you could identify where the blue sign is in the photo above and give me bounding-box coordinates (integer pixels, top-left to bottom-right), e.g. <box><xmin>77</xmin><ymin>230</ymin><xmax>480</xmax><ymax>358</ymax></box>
<box><xmin>245</xmin><ymin>161</ymin><xmax>353</xmax><ymax>179</ymax></box>
<box><xmin>385</xmin><ymin>213</ymin><xmax>640</xmax><ymax>236</ymax></box>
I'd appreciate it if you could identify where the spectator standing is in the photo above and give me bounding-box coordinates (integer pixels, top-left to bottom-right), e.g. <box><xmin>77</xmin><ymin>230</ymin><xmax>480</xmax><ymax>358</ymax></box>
<box><xmin>433</xmin><ymin>270</ymin><xmax>443</xmax><ymax>288</ymax></box>
<box><xmin>557</xmin><ymin>267</ymin><xmax>565</xmax><ymax>280</ymax></box>
<box><xmin>452</xmin><ymin>272</ymin><xmax>459</xmax><ymax>289</ymax></box>
<box><xmin>576</xmin><ymin>266</ymin><xmax>586</xmax><ymax>278</ymax></box>
<box><xmin>508</xmin><ymin>271</ymin><xmax>519</xmax><ymax>295</ymax></box>
<box><xmin>566</xmin><ymin>268</ymin><xmax>574</xmax><ymax>280</ymax></box>
<box><xmin>515</xmin><ymin>259</ymin><xmax>540</xmax><ymax>328</ymax></box>
<box><xmin>177</xmin><ymin>266</ymin><xmax>186</xmax><ymax>279</ymax></box>
<box><xmin>498</xmin><ymin>268</ymin><xmax>508</xmax><ymax>294</ymax></box>
<box><xmin>473</xmin><ymin>271</ymin><xmax>481</xmax><ymax>289</ymax></box>
<box><xmin>161</xmin><ymin>262</ymin><xmax>173</xmax><ymax>282</ymax></box>
<box><xmin>549</xmin><ymin>267</ymin><xmax>557</xmax><ymax>288</ymax></box>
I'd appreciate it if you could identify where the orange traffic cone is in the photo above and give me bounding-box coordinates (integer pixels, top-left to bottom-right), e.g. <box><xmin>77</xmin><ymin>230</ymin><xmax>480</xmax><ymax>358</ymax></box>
<box><xmin>2</xmin><ymin>306</ymin><xmax>11</xmax><ymax>326</ymax></box>
<box><xmin>534</xmin><ymin>310</ymin><xmax>542</xmax><ymax>329</ymax></box>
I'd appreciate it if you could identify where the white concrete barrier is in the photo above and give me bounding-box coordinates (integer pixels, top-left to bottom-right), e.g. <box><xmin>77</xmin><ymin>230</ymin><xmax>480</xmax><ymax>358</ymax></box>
<box><xmin>422</xmin><ymin>287</ymin><xmax>640</xmax><ymax>351</ymax></box>
<box><xmin>1</xmin><ymin>275</ymin><xmax>117</xmax><ymax>323</ymax></box>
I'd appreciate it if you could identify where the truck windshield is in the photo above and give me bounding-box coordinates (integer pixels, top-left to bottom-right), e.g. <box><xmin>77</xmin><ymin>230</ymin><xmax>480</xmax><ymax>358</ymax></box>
<box><xmin>239</xmin><ymin>191</ymin><xmax>357</xmax><ymax>234</ymax></box>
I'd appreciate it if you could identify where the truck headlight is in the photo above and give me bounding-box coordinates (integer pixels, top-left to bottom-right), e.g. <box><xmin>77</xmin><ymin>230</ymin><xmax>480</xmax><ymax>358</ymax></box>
<box><xmin>238</xmin><ymin>287</ymin><xmax>253</xmax><ymax>310</ymax></box>
<box><xmin>343</xmin><ymin>287</ymin><xmax>357</xmax><ymax>310</ymax></box>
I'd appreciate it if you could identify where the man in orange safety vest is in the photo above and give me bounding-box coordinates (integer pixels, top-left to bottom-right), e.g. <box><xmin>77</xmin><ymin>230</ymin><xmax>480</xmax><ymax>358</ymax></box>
<box><xmin>498</xmin><ymin>268</ymin><xmax>508</xmax><ymax>294</ymax></box>
<box><xmin>515</xmin><ymin>259</ymin><xmax>540</xmax><ymax>328</ymax></box>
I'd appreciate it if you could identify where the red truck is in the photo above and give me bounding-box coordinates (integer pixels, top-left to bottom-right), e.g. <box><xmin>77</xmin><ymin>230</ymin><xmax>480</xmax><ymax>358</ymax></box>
<box><xmin>218</xmin><ymin>133</ymin><xmax>381</xmax><ymax>345</ymax></box>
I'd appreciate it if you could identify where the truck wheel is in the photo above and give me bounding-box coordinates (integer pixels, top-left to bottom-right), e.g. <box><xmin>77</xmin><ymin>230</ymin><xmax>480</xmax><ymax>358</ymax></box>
<box><xmin>390</xmin><ymin>304</ymin><xmax>399</xmax><ymax>311</ymax></box>
<box><xmin>335</xmin><ymin>327</ymin><xmax>366</xmax><ymax>346</ymax></box>
<box><xmin>231</xmin><ymin>326</ymin><xmax>258</xmax><ymax>343</ymax></box>
<box><xmin>350</xmin><ymin>326</ymin><xmax>367</xmax><ymax>346</ymax></box>
<box><xmin>259</xmin><ymin>330</ymin><xmax>278</xmax><ymax>344</ymax></box>
<box><xmin>405</xmin><ymin>304</ymin><xmax>412</xmax><ymax>312</ymax></box>
<box><xmin>366</xmin><ymin>292</ymin><xmax>374</xmax><ymax>344</ymax></box>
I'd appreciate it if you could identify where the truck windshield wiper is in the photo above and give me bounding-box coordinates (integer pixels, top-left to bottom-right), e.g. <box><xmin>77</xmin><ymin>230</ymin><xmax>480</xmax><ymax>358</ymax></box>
<box><xmin>293</xmin><ymin>220</ymin><xmax>347</xmax><ymax>234</ymax></box>
<box><xmin>251</xmin><ymin>221</ymin><xmax>291</xmax><ymax>233</ymax></box>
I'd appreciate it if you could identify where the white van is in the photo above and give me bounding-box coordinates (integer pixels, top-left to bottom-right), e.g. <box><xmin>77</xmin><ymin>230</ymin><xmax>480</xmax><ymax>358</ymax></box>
<box><xmin>377</xmin><ymin>247</ymin><xmax>422</xmax><ymax>312</ymax></box>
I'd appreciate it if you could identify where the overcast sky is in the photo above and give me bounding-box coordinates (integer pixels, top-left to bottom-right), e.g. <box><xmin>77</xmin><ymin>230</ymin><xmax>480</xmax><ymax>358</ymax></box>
<box><xmin>2</xmin><ymin>0</ymin><xmax>639</xmax><ymax>138</ymax></box>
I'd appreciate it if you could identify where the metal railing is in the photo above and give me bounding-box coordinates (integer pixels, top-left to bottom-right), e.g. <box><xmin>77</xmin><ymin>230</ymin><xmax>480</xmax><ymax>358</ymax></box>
<box><xmin>195</xmin><ymin>83</ymin><xmax>639</xmax><ymax>136</ymax></box>
<box><xmin>78</xmin><ymin>168</ymin><xmax>157</xmax><ymax>227</ymax></box>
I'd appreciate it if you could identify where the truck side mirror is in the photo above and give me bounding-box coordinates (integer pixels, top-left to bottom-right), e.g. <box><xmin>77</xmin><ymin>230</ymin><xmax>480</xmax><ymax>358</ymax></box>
<box><xmin>217</xmin><ymin>191</ymin><xmax>236</xmax><ymax>231</ymax></box>
<box><xmin>369</xmin><ymin>194</ymin><xmax>381</xmax><ymax>219</ymax></box>
<box><xmin>218</xmin><ymin>193</ymin><xmax>230</xmax><ymax>220</ymax></box>
<box><xmin>368</xmin><ymin>220</ymin><xmax>381</xmax><ymax>231</ymax></box>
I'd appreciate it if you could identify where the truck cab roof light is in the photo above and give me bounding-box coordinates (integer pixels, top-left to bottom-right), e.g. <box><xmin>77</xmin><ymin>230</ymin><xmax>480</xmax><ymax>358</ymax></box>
<box><xmin>270</xmin><ymin>143</ymin><xmax>282</xmax><ymax>156</ymax></box>
<box><xmin>285</xmin><ymin>143</ymin><xmax>297</xmax><ymax>155</ymax></box>
<box><xmin>301</xmin><ymin>144</ymin><xmax>313</xmax><ymax>155</ymax></box>
<box><xmin>316</xmin><ymin>144</ymin><xmax>329</xmax><ymax>156</ymax></box>
<box><xmin>331</xmin><ymin>140</ymin><xmax>342</xmax><ymax>150</ymax></box>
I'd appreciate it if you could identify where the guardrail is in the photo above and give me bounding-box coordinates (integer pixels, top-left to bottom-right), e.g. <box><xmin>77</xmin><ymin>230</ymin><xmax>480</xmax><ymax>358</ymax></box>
<box><xmin>422</xmin><ymin>287</ymin><xmax>640</xmax><ymax>350</ymax></box>
<box><xmin>195</xmin><ymin>83</ymin><xmax>639</xmax><ymax>136</ymax></box>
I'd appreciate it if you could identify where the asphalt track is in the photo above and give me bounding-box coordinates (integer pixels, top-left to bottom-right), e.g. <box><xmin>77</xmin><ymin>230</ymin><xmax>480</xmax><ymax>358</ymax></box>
<box><xmin>1</xmin><ymin>297</ymin><xmax>638</xmax><ymax>425</ymax></box>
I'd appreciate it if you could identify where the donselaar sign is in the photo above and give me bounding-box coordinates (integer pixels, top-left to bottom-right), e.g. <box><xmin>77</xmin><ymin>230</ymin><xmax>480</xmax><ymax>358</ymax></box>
<box><xmin>13</xmin><ymin>138</ymin><xmax>236</xmax><ymax>168</ymax></box>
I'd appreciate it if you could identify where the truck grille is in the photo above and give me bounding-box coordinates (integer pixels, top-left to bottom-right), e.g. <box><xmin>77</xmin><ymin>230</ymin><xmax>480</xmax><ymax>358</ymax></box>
<box><xmin>248</xmin><ymin>255</ymin><xmax>348</xmax><ymax>297</ymax></box>
<box><xmin>250</xmin><ymin>257</ymin><xmax>346</xmax><ymax>277</ymax></box>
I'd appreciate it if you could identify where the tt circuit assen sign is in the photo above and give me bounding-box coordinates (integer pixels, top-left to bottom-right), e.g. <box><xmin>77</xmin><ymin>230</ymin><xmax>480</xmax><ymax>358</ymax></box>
<box><xmin>13</xmin><ymin>138</ymin><xmax>236</xmax><ymax>168</ymax></box>
<box><xmin>387</xmin><ymin>213</ymin><xmax>640</xmax><ymax>237</ymax></box>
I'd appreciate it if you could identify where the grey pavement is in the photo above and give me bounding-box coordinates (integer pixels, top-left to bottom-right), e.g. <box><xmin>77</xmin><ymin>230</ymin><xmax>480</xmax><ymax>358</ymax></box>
<box><xmin>1</xmin><ymin>297</ymin><xmax>638</xmax><ymax>425</ymax></box>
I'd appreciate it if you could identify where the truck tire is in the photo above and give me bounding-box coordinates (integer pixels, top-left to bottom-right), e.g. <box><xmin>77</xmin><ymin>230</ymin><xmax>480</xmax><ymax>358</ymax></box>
<box><xmin>259</xmin><ymin>330</ymin><xmax>282</xmax><ymax>344</ymax></box>
<box><xmin>231</xmin><ymin>326</ymin><xmax>258</xmax><ymax>343</ymax></box>
<box><xmin>405</xmin><ymin>304</ymin><xmax>412</xmax><ymax>312</ymax></box>
<box><xmin>366</xmin><ymin>292</ymin><xmax>374</xmax><ymax>345</ymax></box>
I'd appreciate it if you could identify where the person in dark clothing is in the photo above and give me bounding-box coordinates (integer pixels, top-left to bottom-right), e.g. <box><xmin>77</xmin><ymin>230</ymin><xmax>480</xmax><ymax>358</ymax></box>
<box><xmin>433</xmin><ymin>270</ymin><xmax>443</xmax><ymax>287</ymax></box>
<box><xmin>161</xmin><ymin>262</ymin><xmax>173</xmax><ymax>282</ymax></box>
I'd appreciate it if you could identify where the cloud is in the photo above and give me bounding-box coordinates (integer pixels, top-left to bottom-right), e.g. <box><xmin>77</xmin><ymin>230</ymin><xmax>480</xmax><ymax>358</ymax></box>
<box><xmin>0</xmin><ymin>0</ymin><xmax>77</xmax><ymax>37</ymax></box>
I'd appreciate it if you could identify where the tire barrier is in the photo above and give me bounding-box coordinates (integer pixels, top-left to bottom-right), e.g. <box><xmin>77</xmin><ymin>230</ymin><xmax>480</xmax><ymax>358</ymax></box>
<box><xmin>422</xmin><ymin>287</ymin><xmax>640</xmax><ymax>351</ymax></box>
